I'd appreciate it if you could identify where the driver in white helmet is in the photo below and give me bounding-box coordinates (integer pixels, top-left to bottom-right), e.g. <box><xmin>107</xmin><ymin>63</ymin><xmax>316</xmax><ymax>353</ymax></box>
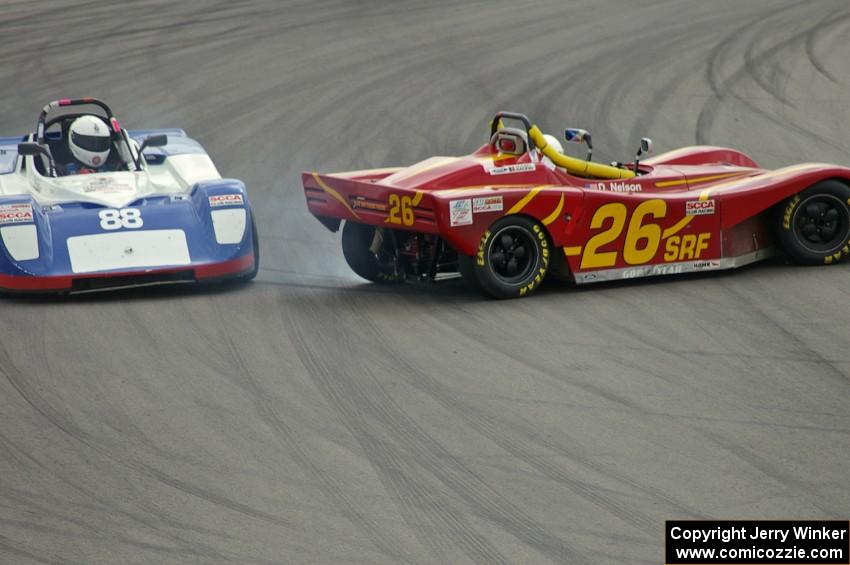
<box><xmin>64</xmin><ymin>115</ymin><xmax>115</xmax><ymax>175</ymax></box>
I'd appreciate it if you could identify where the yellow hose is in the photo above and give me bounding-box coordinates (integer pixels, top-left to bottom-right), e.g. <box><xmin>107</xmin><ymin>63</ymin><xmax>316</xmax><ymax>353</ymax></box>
<box><xmin>528</xmin><ymin>125</ymin><xmax>635</xmax><ymax>180</ymax></box>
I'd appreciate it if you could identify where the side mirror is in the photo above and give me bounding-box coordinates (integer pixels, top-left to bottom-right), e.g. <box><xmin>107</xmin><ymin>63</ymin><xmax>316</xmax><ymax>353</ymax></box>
<box><xmin>18</xmin><ymin>142</ymin><xmax>56</xmax><ymax>177</ymax></box>
<box><xmin>141</xmin><ymin>134</ymin><xmax>167</xmax><ymax>150</ymax></box>
<box><xmin>634</xmin><ymin>137</ymin><xmax>653</xmax><ymax>173</ymax></box>
<box><xmin>17</xmin><ymin>143</ymin><xmax>43</xmax><ymax>157</ymax></box>
<box><xmin>565</xmin><ymin>128</ymin><xmax>593</xmax><ymax>161</ymax></box>
<box><xmin>135</xmin><ymin>134</ymin><xmax>167</xmax><ymax>169</ymax></box>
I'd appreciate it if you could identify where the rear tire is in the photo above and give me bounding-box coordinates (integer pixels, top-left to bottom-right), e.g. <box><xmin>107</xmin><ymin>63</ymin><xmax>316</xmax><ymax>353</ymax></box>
<box><xmin>777</xmin><ymin>181</ymin><xmax>850</xmax><ymax>265</ymax></box>
<box><xmin>341</xmin><ymin>221</ymin><xmax>404</xmax><ymax>283</ymax></box>
<box><xmin>466</xmin><ymin>215</ymin><xmax>550</xmax><ymax>299</ymax></box>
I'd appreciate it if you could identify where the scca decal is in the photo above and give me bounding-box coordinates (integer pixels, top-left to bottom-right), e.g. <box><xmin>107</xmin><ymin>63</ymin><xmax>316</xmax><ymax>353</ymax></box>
<box><xmin>209</xmin><ymin>194</ymin><xmax>244</xmax><ymax>207</ymax></box>
<box><xmin>685</xmin><ymin>199</ymin><xmax>715</xmax><ymax>215</ymax></box>
<box><xmin>0</xmin><ymin>203</ymin><xmax>34</xmax><ymax>225</ymax></box>
<box><xmin>580</xmin><ymin>199</ymin><xmax>712</xmax><ymax>268</ymax></box>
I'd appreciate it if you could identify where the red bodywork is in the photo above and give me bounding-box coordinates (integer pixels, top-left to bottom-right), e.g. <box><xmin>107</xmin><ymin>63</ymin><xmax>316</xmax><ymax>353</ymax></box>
<box><xmin>304</xmin><ymin>140</ymin><xmax>850</xmax><ymax>284</ymax></box>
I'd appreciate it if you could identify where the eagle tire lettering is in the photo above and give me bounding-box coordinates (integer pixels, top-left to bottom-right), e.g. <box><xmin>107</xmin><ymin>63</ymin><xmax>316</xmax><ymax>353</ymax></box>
<box><xmin>782</xmin><ymin>194</ymin><xmax>800</xmax><ymax>230</ymax></box>
<box><xmin>519</xmin><ymin>225</ymin><xmax>549</xmax><ymax>296</ymax></box>
<box><xmin>476</xmin><ymin>230</ymin><xmax>491</xmax><ymax>266</ymax></box>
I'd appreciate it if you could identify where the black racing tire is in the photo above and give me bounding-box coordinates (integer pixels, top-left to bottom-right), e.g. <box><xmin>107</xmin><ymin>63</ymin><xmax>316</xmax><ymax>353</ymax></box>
<box><xmin>466</xmin><ymin>215</ymin><xmax>550</xmax><ymax>299</ymax></box>
<box><xmin>777</xmin><ymin>180</ymin><xmax>850</xmax><ymax>265</ymax></box>
<box><xmin>458</xmin><ymin>254</ymin><xmax>481</xmax><ymax>291</ymax></box>
<box><xmin>341</xmin><ymin>221</ymin><xmax>404</xmax><ymax>283</ymax></box>
<box><xmin>238</xmin><ymin>215</ymin><xmax>260</xmax><ymax>282</ymax></box>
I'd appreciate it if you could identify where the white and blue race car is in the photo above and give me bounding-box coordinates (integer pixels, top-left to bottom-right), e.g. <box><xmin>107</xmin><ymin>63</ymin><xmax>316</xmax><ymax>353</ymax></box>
<box><xmin>0</xmin><ymin>98</ymin><xmax>258</xmax><ymax>293</ymax></box>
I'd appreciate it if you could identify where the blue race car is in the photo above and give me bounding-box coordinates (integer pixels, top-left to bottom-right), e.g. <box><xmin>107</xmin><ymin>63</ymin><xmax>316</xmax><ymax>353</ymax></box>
<box><xmin>0</xmin><ymin>98</ymin><xmax>258</xmax><ymax>293</ymax></box>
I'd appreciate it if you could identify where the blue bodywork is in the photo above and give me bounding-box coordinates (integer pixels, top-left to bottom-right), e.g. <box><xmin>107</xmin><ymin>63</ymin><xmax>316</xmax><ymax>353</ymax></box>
<box><xmin>0</xmin><ymin>129</ymin><xmax>256</xmax><ymax>291</ymax></box>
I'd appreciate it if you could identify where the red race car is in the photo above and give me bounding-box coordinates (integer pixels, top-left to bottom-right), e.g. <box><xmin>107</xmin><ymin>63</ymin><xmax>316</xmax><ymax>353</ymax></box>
<box><xmin>303</xmin><ymin>112</ymin><xmax>850</xmax><ymax>298</ymax></box>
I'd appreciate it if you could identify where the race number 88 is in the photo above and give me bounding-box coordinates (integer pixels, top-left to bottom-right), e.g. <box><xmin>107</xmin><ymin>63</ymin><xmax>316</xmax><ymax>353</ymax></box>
<box><xmin>99</xmin><ymin>208</ymin><xmax>143</xmax><ymax>230</ymax></box>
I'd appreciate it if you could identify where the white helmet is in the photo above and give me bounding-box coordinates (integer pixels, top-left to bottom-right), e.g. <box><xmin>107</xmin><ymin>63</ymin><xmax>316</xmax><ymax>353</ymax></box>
<box><xmin>542</xmin><ymin>133</ymin><xmax>564</xmax><ymax>155</ymax></box>
<box><xmin>69</xmin><ymin>115</ymin><xmax>111</xmax><ymax>168</ymax></box>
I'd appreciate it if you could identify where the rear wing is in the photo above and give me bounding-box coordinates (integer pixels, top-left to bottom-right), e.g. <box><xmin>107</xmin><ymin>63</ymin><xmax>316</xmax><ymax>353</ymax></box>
<box><xmin>303</xmin><ymin>172</ymin><xmax>439</xmax><ymax>234</ymax></box>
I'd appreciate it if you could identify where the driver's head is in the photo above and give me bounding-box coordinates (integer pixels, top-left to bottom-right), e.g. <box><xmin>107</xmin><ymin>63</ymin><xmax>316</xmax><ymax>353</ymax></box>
<box><xmin>542</xmin><ymin>134</ymin><xmax>564</xmax><ymax>155</ymax></box>
<box><xmin>69</xmin><ymin>115</ymin><xmax>111</xmax><ymax>168</ymax></box>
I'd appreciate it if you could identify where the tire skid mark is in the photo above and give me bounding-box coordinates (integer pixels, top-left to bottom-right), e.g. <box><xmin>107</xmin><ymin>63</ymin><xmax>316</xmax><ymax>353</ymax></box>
<box><xmin>697</xmin><ymin>429</ymin><xmax>839</xmax><ymax>516</ymax></box>
<box><xmin>302</xmin><ymin>294</ymin><xmax>601</xmax><ymax>564</ymax></box>
<box><xmin>407</xmin><ymin>301</ymin><xmax>710</xmax><ymax>522</ymax></box>
<box><xmin>277</xmin><ymin>294</ymin><xmax>518</xmax><ymax>564</ymax></box>
<box><xmin>358</xmin><ymin>306</ymin><xmax>694</xmax><ymax>539</ymax></box>
<box><xmin>803</xmin><ymin>10</ymin><xmax>850</xmax><ymax>85</ymax></box>
<box><xmin>0</xmin><ymin>533</ymin><xmax>63</xmax><ymax>565</ymax></box>
<box><xmin>3</xmin><ymin>0</ymin><xmax>849</xmax><ymax>562</ymax></box>
<box><xmin>285</xmin><ymin>291</ymin><xmax>592</xmax><ymax>563</ymax></box>
<box><xmin>0</xmin><ymin>419</ymin><xmax>255</xmax><ymax>563</ymax></box>
<box><xmin>697</xmin><ymin>1</ymin><xmax>848</xmax><ymax>150</ymax></box>
<box><xmin>716</xmin><ymin>280</ymin><xmax>850</xmax><ymax>390</ymax></box>
<box><xmin>743</xmin><ymin>19</ymin><xmax>797</xmax><ymax>108</ymax></box>
<box><xmin>0</xmin><ymin>330</ymin><xmax>296</xmax><ymax>532</ymax></box>
<box><xmin>209</xmin><ymin>299</ymin><xmax>422</xmax><ymax>565</ymax></box>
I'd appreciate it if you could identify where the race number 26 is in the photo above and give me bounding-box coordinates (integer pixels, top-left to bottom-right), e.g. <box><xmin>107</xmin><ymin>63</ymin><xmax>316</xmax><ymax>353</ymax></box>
<box><xmin>386</xmin><ymin>194</ymin><xmax>415</xmax><ymax>226</ymax></box>
<box><xmin>580</xmin><ymin>199</ymin><xmax>709</xmax><ymax>269</ymax></box>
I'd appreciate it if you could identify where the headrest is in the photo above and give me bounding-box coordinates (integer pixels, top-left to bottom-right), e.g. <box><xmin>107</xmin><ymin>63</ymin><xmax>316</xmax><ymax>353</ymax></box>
<box><xmin>489</xmin><ymin>127</ymin><xmax>528</xmax><ymax>156</ymax></box>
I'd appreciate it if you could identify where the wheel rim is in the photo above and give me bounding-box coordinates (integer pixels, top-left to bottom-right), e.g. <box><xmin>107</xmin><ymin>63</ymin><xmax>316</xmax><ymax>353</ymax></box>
<box><xmin>792</xmin><ymin>194</ymin><xmax>850</xmax><ymax>253</ymax></box>
<box><xmin>487</xmin><ymin>225</ymin><xmax>538</xmax><ymax>285</ymax></box>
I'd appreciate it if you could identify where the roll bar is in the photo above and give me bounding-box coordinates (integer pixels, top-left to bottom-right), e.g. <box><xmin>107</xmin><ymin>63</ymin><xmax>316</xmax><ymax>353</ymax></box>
<box><xmin>490</xmin><ymin>111</ymin><xmax>532</xmax><ymax>140</ymax></box>
<box><xmin>489</xmin><ymin>111</ymin><xmax>635</xmax><ymax>179</ymax></box>
<box><xmin>37</xmin><ymin>98</ymin><xmax>118</xmax><ymax>145</ymax></box>
<box><xmin>34</xmin><ymin>97</ymin><xmax>144</xmax><ymax>172</ymax></box>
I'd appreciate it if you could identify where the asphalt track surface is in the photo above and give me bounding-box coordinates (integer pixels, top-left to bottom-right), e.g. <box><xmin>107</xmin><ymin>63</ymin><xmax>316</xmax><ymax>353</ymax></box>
<box><xmin>1</xmin><ymin>1</ymin><xmax>850</xmax><ymax>564</ymax></box>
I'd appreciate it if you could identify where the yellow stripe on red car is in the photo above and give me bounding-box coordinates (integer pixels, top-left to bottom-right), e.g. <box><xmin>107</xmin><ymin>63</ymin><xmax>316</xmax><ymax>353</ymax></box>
<box><xmin>542</xmin><ymin>193</ymin><xmax>565</xmax><ymax>225</ymax></box>
<box><xmin>312</xmin><ymin>172</ymin><xmax>361</xmax><ymax>219</ymax></box>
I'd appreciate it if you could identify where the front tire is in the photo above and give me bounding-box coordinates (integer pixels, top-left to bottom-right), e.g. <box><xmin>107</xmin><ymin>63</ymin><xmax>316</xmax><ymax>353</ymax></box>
<box><xmin>778</xmin><ymin>181</ymin><xmax>850</xmax><ymax>265</ymax></box>
<box><xmin>464</xmin><ymin>215</ymin><xmax>550</xmax><ymax>299</ymax></box>
<box><xmin>341</xmin><ymin>221</ymin><xmax>404</xmax><ymax>283</ymax></box>
<box><xmin>237</xmin><ymin>214</ymin><xmax>260</xmax><ymax>282</ymax></box>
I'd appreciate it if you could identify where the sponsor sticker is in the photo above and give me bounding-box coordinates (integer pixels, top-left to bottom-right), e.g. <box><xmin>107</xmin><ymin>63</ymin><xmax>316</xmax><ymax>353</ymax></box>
<box><xmin>622</xmin><ymin>264</ymin><xmax>684</xmax><ymax>279</ymax></box>
<box><xmin>0</xmin><ymin>203</ymin><xmax>34</xmax><ymax>225</ymax></box>
<box><xmin>686</xmin><ymin>199</ymin><xmax>716</xmax><ymax>215</ymax></box>
<box><xmin>209</xmin><ymin>194</ymin><xmax>244</xmax><ymax>207</ymax></box>
<box><xmin>585</xmin><ymin>182</ymin><xmax>642</xmax><ymax>192</ymax></box>
<box><xmin>449</xmin><ymin>199</ymin><xmax>473</xmax><ymax>226</ymax></box>
<box><xmin>693</xmin><ymin>260</ymin><xmax>721</xmax><ymax>270</ymax></box>
<box><xmin>351</xmin><ymin>197</ymin><xmax>388</xmax><ymax>212</ymax></box>
<box><xmin>472</xmin><ymin>196</ymin><xmax>503</xmax><ymax>213</ymax></box>
<box><xmin>82</xmin><ymin>177</ymin><xmax>134</xmax><ymax>194</ymax></box>
<box><xmin>485</xmin><ymin>163</ymin><xmax>536</xmax><ymax>175</ymax></box>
